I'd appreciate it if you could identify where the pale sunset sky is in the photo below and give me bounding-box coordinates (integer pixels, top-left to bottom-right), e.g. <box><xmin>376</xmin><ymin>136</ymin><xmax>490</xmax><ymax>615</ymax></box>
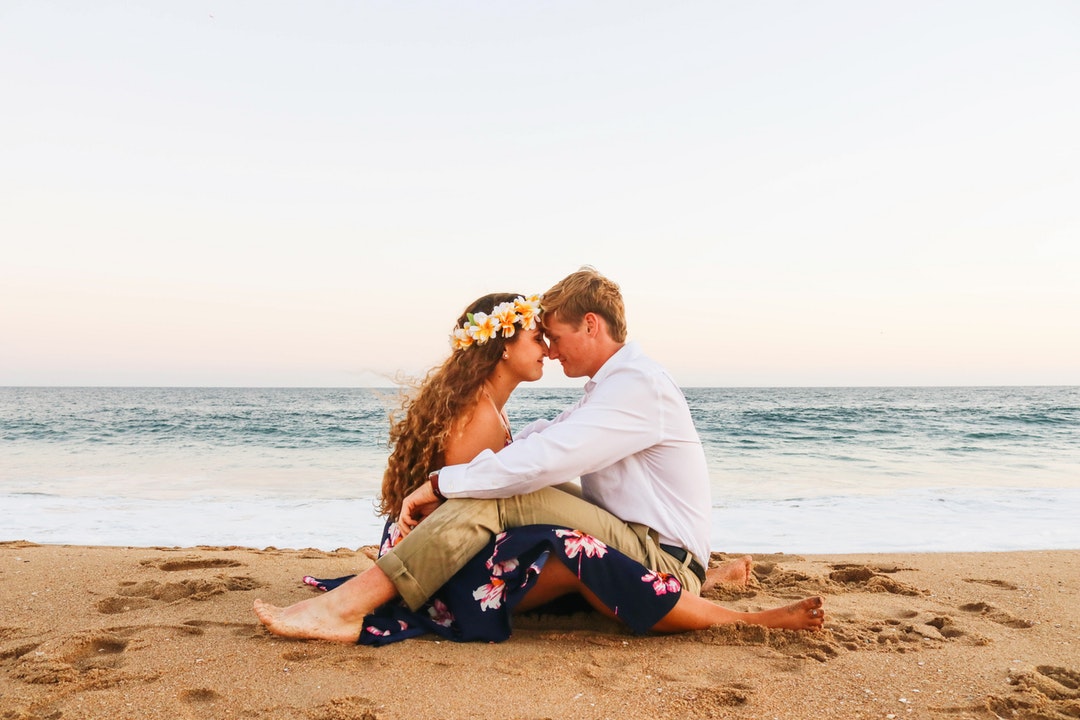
<box><xmin>2</xmin><ymin>2</ymin><xmax>1077</xmax><ymax>388</ymax></box>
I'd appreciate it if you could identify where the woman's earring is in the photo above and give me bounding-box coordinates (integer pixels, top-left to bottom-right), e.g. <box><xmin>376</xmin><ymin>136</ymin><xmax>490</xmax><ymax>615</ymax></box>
<box><xmin>502</xmin><ymin>353</ymin><xmax>509</xmax><ymax>360</ymax></box>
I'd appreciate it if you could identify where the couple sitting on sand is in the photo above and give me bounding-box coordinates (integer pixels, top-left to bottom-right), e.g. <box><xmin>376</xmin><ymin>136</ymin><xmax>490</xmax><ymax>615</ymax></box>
<box><xmin>254</xmin><ymin>267</ymin><xmax>824</xmax><ymax>644</ymax></box>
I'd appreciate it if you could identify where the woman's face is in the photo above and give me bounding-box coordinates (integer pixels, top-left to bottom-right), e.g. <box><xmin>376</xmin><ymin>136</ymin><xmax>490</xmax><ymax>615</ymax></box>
<box><xmin>505</xmin><ymin>328</ymin><xmax>548</xmax><ymax>383</ymax></box>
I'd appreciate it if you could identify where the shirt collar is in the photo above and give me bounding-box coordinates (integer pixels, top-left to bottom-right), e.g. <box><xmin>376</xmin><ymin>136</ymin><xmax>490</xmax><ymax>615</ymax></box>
<box><xmin>584</xmin><ymin>341</ymin><xmax>639</xmax><ymax>393</ymax></box>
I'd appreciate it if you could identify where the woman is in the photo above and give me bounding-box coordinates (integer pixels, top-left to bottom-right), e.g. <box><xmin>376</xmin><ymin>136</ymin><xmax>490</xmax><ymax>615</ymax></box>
<box><xmin>270</xmin><ymin>292</ymin><xmax>824</xmax><ymax>645</ymax></box>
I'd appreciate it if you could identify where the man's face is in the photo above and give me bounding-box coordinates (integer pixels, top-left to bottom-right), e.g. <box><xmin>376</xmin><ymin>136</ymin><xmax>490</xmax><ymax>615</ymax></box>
<box><xmin>543</xmin><ymin>315</ymin><xmax>592</xmax><ymax>378</ymax></box>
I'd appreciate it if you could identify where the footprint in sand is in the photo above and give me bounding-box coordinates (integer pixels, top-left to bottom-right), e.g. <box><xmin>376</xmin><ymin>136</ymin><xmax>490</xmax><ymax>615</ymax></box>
<box><xmin>697</xmin><ymin>622</ymin><xmax>841</xmax><ymax>663</ymax></box>
<box><xmin>750</xmin><ymin>565</ymin><xmax>835</xmax><ymax>599</ymax></box>
<box><xmin>963</xmin><ymin>577</ymin><xmax>1019</xmax><ymax>590</ymax></box>
<box><xmin>307</xmin><ymin>695</ymin><xmax>380</xmax><ymax>719</ymax></box>
<box><xmin>62</xmin><ymin>634</ymin><xmax>129</xmax><ymax>672</ymax></box>
<box><xmin>98</xmin><ymin>575</ymin><xmax>265</xmax><ymax>614</ymax></box>
<box><xmin>281</xmin><ymin>649</ymin><xmax>321</xmax><ymax>663</ymax></box>
<box><xmin>0</xmin><ymin>641</ymin><xmax>40</xmax><ymax>663</ymax></box>
<box><xmin>922</xmin><ymin>615</ymin><xmax>967</xmax><ymax>640</ymax></box>
<box><xmin>829</xmin><ymin>617</ymin><xmax>928</xmax><ymax>652</ymax></box>
<box><xmin>183</xmin><ymin>618</ymin><xmax>265</xmax><ymax>638</ymax></box>
<box><xmin>9</xmin><ymin>630</ymin><xmax>133</xmax><ymax>685</ymax></box>
<box><xmin>827</xmin><ymin>608</ymin><xmax>994</xmax><ymax>654</ymax></box>
<box><xmin>180</xmin><ymin>688</ymin><xmax>222</xmax><ymax>704</ymax></box>
<box><xmin>983</xmin><ymin>664</ymin><xmax>1080</xmax><ymax>717</ymax></box>
<box><xmin>827</xmin><ymin>565</ymin><xmax>927</xmax><ymax>597</ymax></box>
<box><xmin>959</xmin><ymin>601</ymin><xmax>1034</xmax><ymax>629</ymax></box>
<box><xmin>750</xmin><ymin>561</ymin><xmax>928</xmax><ymax>599</ymax></box>
<box><xmin>140</xmin><ymin>556</ymin><xmax>243</xmax><ymax>572</ymax></box>
<box><xmin>661</xmin><ymin>683</ymin><xmax>751</xmax><ymax>717</ymax></box>
<box><xmin>96</xmin><ymin>596</ymin><xmax>157</xmax><ymax>614</ymax></box>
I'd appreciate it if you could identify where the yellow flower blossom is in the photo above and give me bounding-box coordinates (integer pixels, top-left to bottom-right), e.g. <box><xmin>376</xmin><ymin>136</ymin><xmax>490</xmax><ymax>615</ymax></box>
<box><xmin>450</xmin><ymin>324</ymin><xmax>474</xmax><ymax>350</ymax></box>
<box><xmin>514</xmin><ymin>295</ymin><xmax>542</xmax><ymax>331</ymax></box>
<box><xmin>492</xmin><ymin>302</ymin><xmax>519</xmax><ymax>338</ymax></box>
<box><xmin>467</xmin><ymin>312</ymin><xmax>499</xmax><ymax>344</ymax></box>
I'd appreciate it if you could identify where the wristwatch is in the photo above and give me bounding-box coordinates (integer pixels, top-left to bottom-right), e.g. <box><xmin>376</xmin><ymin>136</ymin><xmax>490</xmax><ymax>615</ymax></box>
<box><xmin>428</xmin><ymin>469</ymin><xmax>446</xmax><ymax>501</ymax></box>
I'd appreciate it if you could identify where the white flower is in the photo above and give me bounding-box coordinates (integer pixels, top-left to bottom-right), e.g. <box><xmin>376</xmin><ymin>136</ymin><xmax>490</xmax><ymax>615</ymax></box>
<box><xmin>488</xmin><ymin>558</ymin><xmax>519</xmax><ymax>577</ymax></box>
<box><xmin>472</xmin><ymin>578</ymin><xmax>506</xmax><ymax>611</ymax></box>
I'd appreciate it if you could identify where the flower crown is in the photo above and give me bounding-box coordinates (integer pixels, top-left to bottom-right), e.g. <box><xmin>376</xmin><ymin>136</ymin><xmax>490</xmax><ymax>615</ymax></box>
<box><xmin>451</xmin><ymin>295</ymin><xmax>543</xmax><ymax>351</ymax></box>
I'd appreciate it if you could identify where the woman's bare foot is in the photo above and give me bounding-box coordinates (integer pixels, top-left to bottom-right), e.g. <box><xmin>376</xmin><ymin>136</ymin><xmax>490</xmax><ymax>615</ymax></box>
<box><xmin>254</xmin><ymin>596</ymin><xmax>367</xmax><ymax>643</ymax></box>
<box><xmin>254</xmin><ymin>566</ymin><xmax>398</xmax><ymax>643</ymax></box>
<box><xmin>747</xmin><ymin>596</ymin><xmax>825</xmax><ymax>631</ymax></box>
<box><xmin>702</xmin><ymin>555</ymin><xmax>754</xmax><ymax>592</ymax></box>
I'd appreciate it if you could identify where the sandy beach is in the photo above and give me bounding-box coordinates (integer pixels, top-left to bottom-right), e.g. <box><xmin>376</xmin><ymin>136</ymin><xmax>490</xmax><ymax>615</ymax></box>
<box><xmin>2</xmin><ymin>542</ymin><xmax>1077</xmax><ymax>719</ymax></box>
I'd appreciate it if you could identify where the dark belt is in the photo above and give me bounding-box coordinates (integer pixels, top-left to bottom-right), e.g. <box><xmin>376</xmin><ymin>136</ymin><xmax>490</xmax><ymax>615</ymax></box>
<box><xmin>659</xmin><ymin>543</ymin><xmax>706</xmax><ymax>585</ymax></box>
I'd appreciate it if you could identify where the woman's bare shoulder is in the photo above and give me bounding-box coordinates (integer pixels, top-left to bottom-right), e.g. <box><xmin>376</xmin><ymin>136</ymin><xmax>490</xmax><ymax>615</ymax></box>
<box><xmin>444</xmin><ymin>399</ymin><xmax>507</xmax><ymax>465</ymax></box>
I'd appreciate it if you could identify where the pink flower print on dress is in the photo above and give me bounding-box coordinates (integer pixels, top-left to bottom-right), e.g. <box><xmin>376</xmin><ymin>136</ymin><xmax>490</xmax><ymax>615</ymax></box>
<box><xmin>472</xmin><ymin>577</ymin><xmax>506</xmax><ymax>611</ymax></box>
<box><xmin>379</xmin><ymin>524</ymin><xmax>403</xmax><ymax>557</ymax></box>
<box><xmin>365</xmin><ymin>626</ymin><xmax>391</xmax><ymax>637</ymax></box>
<box><xmin>556</xmin><ymin>529</ymin><xmax>609</xmax><ymax>577</ymax></box>
<box><xmin>488</xmin><ymin>558</ymin><xmax>519</xmax><ymax>577</ymax></box>
<box><xmin>555</xmin><ymin>529</ymin><xmax>608</xmax><ymax>559</ymax></box>
<box><xmin>427</xmin><ymin>599</ymin><xmax>454</xmax><ymax>628</ymax></box>
<box><xmin>642</xmin><ymin>570</ymin><xmax>681</xmax><ymax>596</ymax></box>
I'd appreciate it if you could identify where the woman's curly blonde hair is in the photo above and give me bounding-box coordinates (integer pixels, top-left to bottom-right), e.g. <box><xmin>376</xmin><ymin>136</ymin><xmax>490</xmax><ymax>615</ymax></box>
<box><xmin>378</xmin><ymin>292</ymin><xmax>524</xmax><ymax>519</ymax></box>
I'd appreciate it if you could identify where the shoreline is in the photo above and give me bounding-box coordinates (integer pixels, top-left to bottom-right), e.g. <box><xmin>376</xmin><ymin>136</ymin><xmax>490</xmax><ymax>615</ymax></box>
<box><xmin>8</xmin><ymin>484</ymin><xmax>1080</xmax><ymax>555</ymax></box>
<box><xmin>3</xmin><ymin>542</ymin><xmax>1078</xmax><ymax>719</ymax></box>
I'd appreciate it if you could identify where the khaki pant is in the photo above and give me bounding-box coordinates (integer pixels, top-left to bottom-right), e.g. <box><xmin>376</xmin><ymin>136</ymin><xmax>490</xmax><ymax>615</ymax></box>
<box><xmin>376</xmin><ymin>484</ymin><xmax>702</xmax><ymax>611</ymax></box>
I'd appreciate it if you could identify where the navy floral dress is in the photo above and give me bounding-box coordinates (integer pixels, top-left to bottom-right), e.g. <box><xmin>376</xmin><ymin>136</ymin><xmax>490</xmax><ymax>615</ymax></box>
<box><xmin>305</xmin><ymin>521</ymin><xmax>684</xmax><ymax>645</ymax></box>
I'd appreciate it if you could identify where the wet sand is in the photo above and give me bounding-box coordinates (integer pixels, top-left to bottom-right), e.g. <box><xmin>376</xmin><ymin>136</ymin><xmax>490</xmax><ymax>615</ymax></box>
<box><xmin>2</xmin><ymin>541</ymin><xmax>1077</xmax><ymax>719</ymax></box>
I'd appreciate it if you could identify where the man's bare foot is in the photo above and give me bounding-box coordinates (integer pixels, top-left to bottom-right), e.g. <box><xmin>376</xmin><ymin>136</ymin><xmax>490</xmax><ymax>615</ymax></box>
<box><xmin>748</xmin><ymin>596</ymin><xmax>825</xmax><ymax>631</ymax></box>
<box><xmin>702</xmin><ymin>555</ymin><xmax>753</xmax><ymax>592</ymax></box>
<box><xmin>652</xmin><ymin>591</ymin><xmax>825</xmax><ymax>633</ymax></box>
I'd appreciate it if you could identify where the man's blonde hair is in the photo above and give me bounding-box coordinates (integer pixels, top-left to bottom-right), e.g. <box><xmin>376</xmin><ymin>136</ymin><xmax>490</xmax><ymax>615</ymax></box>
<box><xmin>541</xmin><ymin>266</ymin><xmax>627</xmax><ymax>342</ymax></box>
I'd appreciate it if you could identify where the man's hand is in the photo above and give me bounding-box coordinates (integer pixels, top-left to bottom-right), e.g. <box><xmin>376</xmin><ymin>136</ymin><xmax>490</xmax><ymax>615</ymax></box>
<box><xmin>397</xmin><ymin>481</ymin><xmax>443</xmax><ymax>537</ymax></box>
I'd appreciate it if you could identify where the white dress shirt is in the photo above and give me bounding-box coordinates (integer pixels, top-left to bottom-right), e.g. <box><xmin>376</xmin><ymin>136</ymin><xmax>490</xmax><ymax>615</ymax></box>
<box><xmin>438</xmin><ymin>341</ymin><xmax>712</xmax><ymax>566</ymax></box>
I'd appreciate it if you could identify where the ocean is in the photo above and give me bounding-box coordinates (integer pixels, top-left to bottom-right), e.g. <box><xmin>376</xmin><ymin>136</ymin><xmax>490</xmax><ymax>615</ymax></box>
<box><xmin>2</xmin><ymin>386</ymin><xmax>1078</xmax><ymax>554</ymax></box>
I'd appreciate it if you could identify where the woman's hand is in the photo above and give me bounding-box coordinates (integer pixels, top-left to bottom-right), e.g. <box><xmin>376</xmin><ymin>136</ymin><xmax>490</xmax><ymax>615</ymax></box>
<box><xmin>397</xmin><ymin>481</ymin><xmax>443</xmax><ymax>537</ymax></box>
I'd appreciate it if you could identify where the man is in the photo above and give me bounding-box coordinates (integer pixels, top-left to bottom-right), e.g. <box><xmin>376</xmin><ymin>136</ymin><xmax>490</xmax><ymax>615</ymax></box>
<box><xmin>255</xmin><ymin>267</ymin><xmax>769</xmax><ymax>642</ymax></box>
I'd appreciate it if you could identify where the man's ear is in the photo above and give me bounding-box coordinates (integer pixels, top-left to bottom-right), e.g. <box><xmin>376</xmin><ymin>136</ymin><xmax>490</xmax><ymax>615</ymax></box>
<box><xmin>584</xmin><ymin>312</ymin><xmax>602</xmax><ymax>337</ymax></box>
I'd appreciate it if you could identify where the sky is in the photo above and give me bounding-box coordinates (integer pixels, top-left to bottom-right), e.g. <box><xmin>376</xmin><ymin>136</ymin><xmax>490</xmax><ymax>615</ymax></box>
<box><xmin>2</xmin><ymin>1</ymin><xmax>1078</xmax><ymax>388</ymax></box>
